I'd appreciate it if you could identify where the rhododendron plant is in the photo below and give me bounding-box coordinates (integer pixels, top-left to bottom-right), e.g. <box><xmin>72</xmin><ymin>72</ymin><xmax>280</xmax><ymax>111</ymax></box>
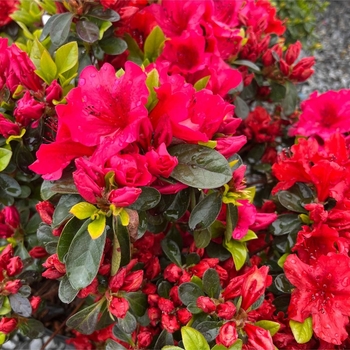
<box><xmin>1</xmin><ymin>0</ymin><xmax>350</xmax><ymax>349</ymax></box>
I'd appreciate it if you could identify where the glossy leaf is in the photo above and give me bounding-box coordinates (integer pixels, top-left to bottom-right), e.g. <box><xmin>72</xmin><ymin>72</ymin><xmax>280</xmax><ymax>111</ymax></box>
<box><xmin>193</xmin><ymin>229</ymin><xmax>211</xmax><ymax>249</ymax></box>
<box><xmin>50</xmin><ymin>13</ymin><xmax>74</xmax><ymax>46</ymax></box>
<box><xmin>129</xmin><ymin>186</ymin><xmax>161</xmax><ymax>211</ymax></box>
<box><xmin>66</xmin><ymin>300</ymin><xmax>104</xmax><ymax>334</ymax></box>
<box><xmin>66</xmin><ymin>220</ymin><xmax>106</xmax><ymax>290</ymax></box>
<box><xmin>55</xmin><ymin>41</ymin><xmax>79</xmax><ymax>75</ymax></box>
<box><xmin>233</xmin><ymin>59</ymin><xmax>260</xmax><ymax>71</ymax></box>
<box><xmin>39</xmin><ymin>50</ymin><xmax>57</xmax><ymax>83</ymax></box>
<box><xmin>270</xmin><ymin>214</ymin><xmax>302</xmax><ymax>236</ymax></box>
<box><xmin>40</xmin><ymin>14</ymin><xmax>59</xmax><ymax>41</ymax></box>
<box><xmin>76</xmin><ymin>20</ymin><xmax>99</xmax><ymax>43</ymax></box>
<box><xmin>202</xmin><ymin>268</ymin><xmax>220</xmax><ymax>299</ymax></box>
<box><xmin>195</xmin><ymin>321</ymin><xmax>220</xmax><ymax>343</ymax></box>
<box><xmin>106</xmin><ymin>339</ymin><xmax>128</xmax><ymax>350</ymax></box>
<box><xmin>169</xmin><ymin>144</ymin><xmax>232</xmax><ymax>189</ymax></box>
<box><xmin>225</xmin><ymin>203</ymin><xmax>238</xmax><ymax>243</ymax></box>
<box><xmin>57</xmin><ymin>217</ymin><xmax>82</xmax><ymax>262</ymax></box>
<box><xmin>124</xmin><ymin>292</ymin><xmax>147</xmax><ymax>317</ymax></box>
<box><xmin>88</xmin><ymin>7</ymin><xmax>120</xmax><ymax>21</ymax></box>
<box><xmin>113</xmin><ymin>216</ymin><xmax>131</xmax><ymax>267</ymax></box>
<box><xmin>88</xmin><ymin>215</ymin><xmax>106</xmax><ymax>239</ymax></box>
<box><xmin>0</xmin><ymin>147</ymin><xmax>12</xmax><ymax>171</ymax></box>
<box><xmin>178</xmin><ymin>282</ymin><xmax>204</xmax><ymax>306</ymax></box>
<box><xmin>144</xmin><ymin>25</ymin><xmax>165</xmax><ymax>62</ymax></box>
<box><xmin>40</xmin><ymin>174</ymin><xmax>79</xmax><ymax>200</ymax></box>
<box><xmin>274</xmin><ymin>273</ymin><xmax>294</xmax><ymax>293</ymax></box>
<box><xmin>270</xmin><ymin>82</ymin><xmax>286</xmax><ymax>102</ymax></box>
<box><xmin>234</xmin><ymin>95</ymin><xmax>249</xmax><ymax>119</ymax></box>
<box><xmin>113</xmin><ymin>324</ymin><xmax>133</xmax><ymax>345</ymax></box>
<box><xmin>155</xmin><ymin>329</ymin><xmax>174</xmax><ymax>349</ymax></box>
<box><xmin>70</xmin><ymin>201</ymin><xmax>96</xmax><ymax>220</ymax></box>
<box><xmin>58</xmin><ymin>275</ymin><xmax>79</xmax><ymax>304</ymax></box>
<box><xmin>181</xmin><ymin>326</ymin><xmax>210</xmax><ymax>350</ymax></box>
<box><xmin>224</xmin><ymin>239</ymin><xmax>247</xmax><ymax>270</ymax></box>
<box><xmin>277</xmin><ymin>191</ymin><xmax>308</xmax><ymax>213</ymax></box>
<box><xmin>100</xmin><ymin>37</ymin><xmax>127</xmax><ymax>55</ymax></box>
<box><xmin>163</xmin><ymin>188</ymin><xmax>190</xmax><ymax>222</ymax></box>
<box><xmin>0</xmin><ymin>174</ymin><xmax>21</xmax><ymax>197</ymax></box>
<box><xmin>255</xmin><ymin>320</ymin><xmax>280</xmax><ymax>336</ymax></box>
<box><xmin>118</xmin><ymin>312</ymin><xmax>137</xmax><ymax>334</ymax></box>
<box><xmin>282</xmin><ymin>81</ymin><xmax>298</xmax><ymax>116</ymax></box>
<box><xmin>194</xmin><ymin>76</ymin><xmax>210</xmax><ymax>91</ymax></box>
<box><xmin>189</xmin><ymin>192</ymin><xmax>222</xmax><ymax>230</ymax></box>
<box><xmin>53</xmin><ymin>194</ymin><xmax>81</xmax><ymax>227</ymax></box>
<box><xmin>161</xmin><ymin>238</ymin><xmax>182</xmax><ymax>267</ymax></box>
<box><xmin>289</xmin><ymin>317</ymin><xmax>313</xmax><ymax>344</ymax></box>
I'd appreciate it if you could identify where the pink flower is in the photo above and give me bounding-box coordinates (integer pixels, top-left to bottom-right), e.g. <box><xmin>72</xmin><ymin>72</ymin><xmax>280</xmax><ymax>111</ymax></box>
<box><xmin>108</xmin><ymin>187</ymin><xmax>141</xmax><ymax>207</ymax></box>
<box><xmin>197</xmin><ymin>296</ymin><xmax>216</xmax><ymax>314</ymax></box>
<box><xmin>290</xmin><ymin>89</ymin><xmax>350</xmax><ymax>139</ymax></box>
<box><xmin>0</xmin><ymin>114</ymin><xmax>20</xmax><ymax>139</ymax></box>
<box><xmin>14</xmin><ymin>91</ymin><xmax>45</xmax><ymax>126</ymax></box>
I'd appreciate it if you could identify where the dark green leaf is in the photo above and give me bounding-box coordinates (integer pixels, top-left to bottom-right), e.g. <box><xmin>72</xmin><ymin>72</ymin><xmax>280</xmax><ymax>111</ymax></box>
<box><xmin>50</xmin><ymin>13</ymin><xmax>74</xmax><ymax>46</ymax></box>
<box><xmin>277</xmin><ymin>191</ymin><xmax>308</xmax><ymax>213</ymax></box>
<box><xmin>66</xmin><ymin>220</ymin><xmax>106</xmax><ymax>290</ymax></box>
<box><xmin>225</xmin><ymin>203</ymin><xmax>238</xmax><ymax>243</ymax></box>
<box><xmin>234</xmin><ymin>95</ymin><xmax>249</xmax><ymax>119</ymax></box>
<box><xmin>206</xmin><ymin>242</ymin><xmax>231</xmax><ymax>261</ymax></box>
<box><xmin>189</xmin><ymin>192</ymin><xmax>222</xmax><ymax>230</ymax></box>
<box><xmin>202</xmin><ymin>269</ymin><xmax>220</xmax><ymax>299</ymax></box>
<box><xmin>270</xmin><ymin>82</ymin><xmax>286</xmax><ymax>102</ymax></box>
<box><xmin>113</xmin><ymin>216</ymin><xmax>131</xmax><ymax>267</ymax></box>
<box><xmin>18</xmin><ymin>285</ymin><xmax>31</xmax><ymax>298</ymax></box>
<box><xmin>163</xmin><ymin>188</ymin><xmax>190</xmax><ymax>222</ymax></box>
<box><xmin>124</xmin><ymin>292</ymin><xmax>147</xmax><ymax>317</ymax></box>
<box><xmin>9</xmin><ymin>294</ymin><xmax>32</xmax><ymax>317</ymax></box>
<box><xmin>251</xmin><ymin>294</ymin><xmax>265</xmax><ymax>310</ymax></box>
<box><xmin>169</xmin><ymin>144</ymin><xmax>232</xmax><ymax>189</ymax></box>
<box><xmin>14</xmin><ymin>144</ymin><xmax>34</xmax><ymax>174</ymax></box>
<box><xmin>53</xmin><ymin>194</ymin><xmax>81</xmax><ymax>228</ymax></box>
<box><xmin>129</xmin><ymin>187</ymin><xmax>161</xmax><ymax>211</ymax></box>
<box><xmin>186</xmin><ymin>253</ymin><xmax>200</xmax><ymax>266</ymax></box>
<box><xmin>40</xmin><ymin>173</ymin><xmax>79</xmax><ymax>200</ymax></box>
<box><xmin>154</xmin><ymin>329</ymin><xmax>174</xmax><ymax>349</ymax></box>
<box><xmin>232</xmin><ymin>59</ymin><xmax>260</xmax><ymax>71</ymax></box>
<box><xmin>76</xmin><ymin>20</ymin><xmax>99</xmax><ymax>43</ymax></box>
<box><xmin>25</xmin><ymin>213</ymin><xmax>41</xmax><ymax>234</ymax></box>
<box><xmin>195</xmin><ymin>321</ymin><xmax>221</xmax><ymax>343</ymax></box>
<box><xmin>0</xmin><ymin>174</ymin><xmax>21</xmax><ymax>197</ymax></box>
<box><xmin>274</xmin><ymin>273</ymin><xmax>293</xmax><ymax>293</ymax></box>
<box><xmin>66</xmin><ymin>301</ymin><xmax>103</xmax><ymax>334</ymax></box>
<box><xmin>117</xmin><ymin>311</ymin><xmax>137</xmax><ymax>334</ymax></box>
<box><xmin>36</xmin><ymin>223</ymin><xmax>56</xmax><ymax>246</ymax></box>
<box><xmin>100</xmin><ymin>37</ymin><xmax>127</xmax><ymax>55</ymax></box>
<box><xmin>187</xmin><ymin>301</ymin><xmax>203</xmax><ymax>314</ymax></box>
<box><xmin>88</xmin><ymin>7</ymin><xmax>120</xmax><ymax>21</ymax></box>
<box><xmin>281</xmin><ymin>80</ymin><xmax>298</xmax><ymax>116</ymax></box>
<box><xmin>178</xmin><ymin>282</ymin><xmax>204</xmax><ymax>306</ymax></box>
<box><xmin>40</xmin><ymin>14</ymin><xmax>59</xmax><ymax>41</ymax></box>
<box><xmin>158</xmin><ymin>281</ymin><xmax>172</xmax><ymax>299</ymax></box>
<box><xmin>113</xmin><ymin>324</ymin><xmax>133</xmax><ymax>344</ymax></box>
<box><xmin>161</xmin><ymin>239</ymin><xmax>182</xmax><ymax>267</ymax></box>
<box><xmin>59</xmin><ymin>275</ymin><xmax>79</xmax><ymax>303</ymax></box>
<box><xmin>19</xmin><ymin>319</ymin><xmax>45</xmax><ymax>339</ymax></box>
<box><xmin>106</xmin><ymin>339</ymin><xmax>128</xmax><ymax>350</ymax></box>
<box><xmin>270</xmin><ymin>214</ymin><xmax>302</xmax><ymax>236</ymax></box>
<box><xmin>57</xmin><ymin>217</ymin><xmax>82</xmax><ymax>262</ymax></box>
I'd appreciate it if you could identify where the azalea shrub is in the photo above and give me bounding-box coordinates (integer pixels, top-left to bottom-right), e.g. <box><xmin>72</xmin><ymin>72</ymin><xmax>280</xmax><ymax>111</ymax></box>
<box><xmin>0</xmin><ymin>0</ymin><xmax>349</xmax><ymax>350</ymax></box>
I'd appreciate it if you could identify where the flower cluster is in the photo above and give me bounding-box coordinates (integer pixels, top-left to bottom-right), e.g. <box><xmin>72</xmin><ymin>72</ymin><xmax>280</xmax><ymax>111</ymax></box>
<box><xmin>1</xmin><ymin>0</ymin><xmax>348</xmax><ymax>349</ymax></box>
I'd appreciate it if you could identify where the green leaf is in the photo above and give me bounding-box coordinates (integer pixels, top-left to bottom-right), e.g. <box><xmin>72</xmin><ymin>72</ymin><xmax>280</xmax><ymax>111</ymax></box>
<box><xmin>234</xmin><ymin>96</ymin><xmax>249</xmax><ymax>119</ymax></box>
<box><xmin>53</xmin><ymin>194</ymin><xmax>81</xmax><ymax>228</ymax></box>
<box><xmin>223</xmin><ymin>239</ymin><xmax>247</xmax><ymax>271</ymax></box>
<box><xmin>113</xmin><ymin>216</ymin><xmax>131</xmax><ymax>267</ymax></box>
<box><xmin>70</xmin><ymin>201</ymin><xmax>96</xmax><ymax>220</ymax></box>
<box><xmin>88</xmin><ymin>7</ymin><xmax>120</xmax><ymax>22</ymax></box>
<box><xmin>163</xmin><ymin>189</ymin><xmax>190</xmax><ymax>222</ymax></box>
<box><xmin>181</xmin><ymin>326</ymin><xmax>210</xmax><ymax>350</ymax></box>
<box><xmin>194</xmin><ymin>76</ymin><xmax>210</xmax><ymax>91</ymax></box>
<box><xmin>124</xmin><ymin>292</ymin><xmax>147</xmax><ymax>317</ymax></box>
<box><xmin>193</xmin><ymin>229</ymin><xmax>211</xmax><ymax>249</ymax></box>
<box><xmin>289</xmin><ymin>317</ymin><xmax>313</xmax><ymax>344</ymax></box>
<box><xmin>113</xmin><ymin>324</ymin><xmax>133</xmax><ymax>345</ymax></box>
<box><xmin>270</xmin><ymin>82</ymin><xmax>286</xmax><ymax>102</ymax></box>
<box><xmin>88</xmin><ymin>214</ymin><xmax>106</xmax><ymax>239</ymax></box>
<box><xmin>162</xmin><ymin>347</ymin><xmax>183</xmax><ymax>350</ymax></box>
<box><xmin>39</xmin><ymin>50</ymin><xmax>57</xmax><ymax>83</ymax></box>
<box><xmin>129</xmin><ymin>186</ymin><xmax>161</xmax><ymax>211</ymax></box>
<box><xmin>55</xmin><ymin>41</ymin><xmax>79</xmax><ymax>75</ymax></box>
<box><xmin>106</xmin><ymin>339</ymin><xmax>128</xmax><ymax>350</ymax></box>
<box><xmin>232</xmin><ymin>59</ymin><xmax>260</xmax><ymax>71</ymax></box>
<box><xmin>124</xmin><ymin>33</ymin><xmax>144</xmax><ymax>65</ymax></box>
<box><xmin>0</xmin><ymin>297</ymin><xmax>11</xmax><ymax>315</ymax></box>
<box><xmin>211</xmin><ymin>345</ymin><xmax>228</xmax><ymax>350</ymax></box>
<box><xmin>40</xmin><ymin>14</ymin><xmax>59</xmax><ymax>41</ymax></box>
<box><xmin>19</xmin><ymin>318</ymin><xmax>45</xmax><ymax>339</ymax></box>
<box><xmin>274</xmin><ymin>274</ymin><xmax>294</xmax><ymax>293</ymax></box>
<box><xmin>178</xmin><ymin>282</ymin><xmax>204</xmax><ymax>306</ymax></box>
<box><xmin>202</xmin><ymin>268</ymin><xmax>220</xmax><ymax>299</ymax></box>
<box><xmin>118</xmin><ymin>311</ymin><xmax>137</xmax><ymax>334</ymax></box>
<box><xmin>50</xmin><ymin>13</ymin><xmax>74</xmax><ymax>46</ymax></box>
<box><xmin>238</xmin><ymin>229</ymin><xmax>257</xmax><ymax>242</ymax></box>
<box><xmin>169</xmin><ymin>144</ymin><xmax>232</xmax><ymax>189</ymax></box>
<box><xmin>9</xmin><ymin>294</ymin><xmax>32</xmax><ymax>317</ymax></box>
<box><xmin>57</xmin><ymin>217</ymin><xmax>82</xmax><ymax>262</ymax></box>
<box><xmin>76</xmin><ymin>20</ymin><xmax>99</xmax><ymax>43</ymax></box>
<box><xmin>40</xmin><ymin>173</ymin><xmax>79</xmax><ymax>200</ymax></box>
<box><xmin>100</xmin><ymin>37</ymin><xmax>127</xmax><ymax>55</ymax></box>
<box><xmin>58</xmin><ymin>275</ymin><xmax>79</xmax><ymax>303</ymax></box>
<box><xmin>228</xmin><ymin>339</ymin><xmax>243</xmax><ymax>350</ymax></box>
<box><xmin>225</xmin><ymin>203</ymin><xmax>238</xmax><ymax>243</ymax></box>
<box><xmin>281</xmin><ymin>80</ymin><xmax>298</xmax><ymax>116</ymax></box>
<box><xmin>66</xmin><ymin>220</ymin><xmax>106</xmax><ymax>290</ymax></box>
<box><xmin>277</xmin><ymin>191</ymin><xmax>308</xmax><ymax>213</ymax></box>
<box><xmin>255</xmin><ymin>320</ymin><xmax>280</xmax><ymax>336</ymax></box>
<box><xmin>270</xmin><ymin>214</ymin><xmax>302</xmax><ymax>236</ymax></box>
<box><xmin>145</xmin><ymin>68</ymin><xmax>159</xmax><ymax>109</ymax></box>
<box><xmin>206</xmin><ymin>242</ymin><xmax>231</xmax><ymax>261</ymax></box>
<box><xmin>0</xmin><ymin>147</ymin><xmax>12</xmax><ymax>172</ymax></box>
<box><xmin>155</xmin><ymin>329</ymin><xmax>174</xmax><ymax>349</ymax></box>
<box><xmin>66</xmin><ymin>300</ymin><xmax>104</xmax><ymax>334</ymax></box>
<box><xmin>0</xmin><ymin>174</ymin><xmax>21</xmax><ymax>197</ymax></box>
<box><xmin>144</xmin><ymin>25</ymin><xmax>165</xmax><ymax>62</ymax></box>
<box><xmin>189</xmin><ymin>192</ymin><xmax>222</xmax><ymax>230</ymax></box>
<box><xmin>111</xmin><ymin>230</ymin><xmax>121</xmax><ymax>276</ymax></box>
<box><xmin>195</xmin><ymin>321</ymin><xmax>220</xmax><ymax>343</ymax></box>
<box><xmin>161</xmin><ymin>238</ymin><xmax>182</xmax><ymax>267</ymax></box>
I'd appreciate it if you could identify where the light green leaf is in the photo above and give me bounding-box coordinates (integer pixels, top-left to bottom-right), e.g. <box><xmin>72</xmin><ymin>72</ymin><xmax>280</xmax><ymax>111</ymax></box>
<box><xmin>181</xmin><ymin>326</ymin><xmax>210</xmax><ymax>350</ymax></box>
<box><xmin>55</xmin><ymin>41</ymin><xmax>79</xmax><ymax>75</ymax></box>
<box><xmin>224</xmin><ymin>239</ymin><xmax>247</xmax><ymax>270</ymax></box>
<box><xmin>238</xmin><ymin>229</ymin><xmax>257</xmax><ymax>242</ymax></box>
<box><xmin>144</xmin><ymin>25</ymin><xmax>165</xmax><ymax>62</ymax></box>
<box><xmin>39</xmin><ymin>50</ymin><xmax>57</xmax><ymax>83</ymax></box>
<box><xmin>194</xmin><ymin>76</ymin><xmax>210</xmax><ymax>91</ymax></box>
<box><xmin>289</xmin><ymin>317</ymin><xmax>313</xmax><ymax>344</ymax></box>
<box><xmin>0</xmin><ymin>147</ymin><xmax>12</xmax><ymax>172</ymax></box>
<box><xmin>30</xmin><ymin>38</ymin><xmax>46</xmax><ymax>69</ymax></box>
<box><xmin>88</xmin><ymin>214</ymin><xmax>106</xmax><ymax>239</ymax></box>
<box><xmin>255</xmin><ymin>320</ymin><xmax>280</xmax><ymax>336</ymax></box>
<box><xmin>145</xmin><ymin>68</ymin><xmax>159</xmax><ymax>110</ymax></box>
<box><xmin>70</xmin><ymin>202</ymin><xmax>96</xmax><ymax>220</ymax></box>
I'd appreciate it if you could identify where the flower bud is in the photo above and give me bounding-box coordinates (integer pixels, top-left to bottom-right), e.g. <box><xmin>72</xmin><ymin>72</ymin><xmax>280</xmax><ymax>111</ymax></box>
<box><xmin>217</xmin><ymin>301</ymin><xmax>236</xmax><ymax>320</ymax></box>
<box><xmin>0</xmin><ymin>318</ymin><xmax>17</xmax><ymax>334</ymax></box>
<box><xmin>158</xmin><ymin>297</ymin><xmax>175</xmax><ymax>313</ymax></box>
<box><xmin>164</xmin><ymin>263</ymin><xmax>182</xmax><ymax>283</ymax></box>
<box><xmin>4</xmin><ymin>280</ymin><xmax>22</xmax><ymax>294</ymax></box>
<box><xmin>216</xmin><ymin>322</ymin><xmax>238</xmax><ymax>347</ymax></box>
<box><xmin>30</xmin><ymin>296</ymin><xmax>41</xmax><ymax>313</ymax></box>
<box><xmin>109</xmin><ymin>297</ymin><xmax>129</xmax><ymax>319</ymax></box>
<box><xmin>137</xmin><ymin>331</ymin><xmax>153</xmax><ymax>348</ymax></box>
<box><xmin>285</xmin><ymin>41</ymin><xmax>302</xmax><ymax>65</ymax></box>
<box><xmin>6</xmin><ymin>256</ymin><xmax>23</xmax><ymax>276</ymax></box>
<box><xmin>148</xmin><ymin>307</ymin><xmax>161</xmax><ymax>326</ymax></box>
<box><xmin>161</xmin><ymin>313</ymin><xmax>180</xmax><ymax>333</ymax></box>
<box><xmin>122</xmin><ymin>270</ymin><xmax>144</xmax><ymax>292</ymax></box>
<box><xmin>36</xmin><ymin>201</ymin><xmax>55</xmax><ymax>225</ymax></box>
<box><xmin>177</xmin><ymin>308</ymin><xmax>192</xmax><ymax>324</ymax></box>
<box><xmin>77</xmin><ymin>278</ymin><xmax>98</xmax><ymax>299</ymax></box>
<box><xmin>279</xmin><ymin>58</ymin><xmax>290</xmax><ymax>76</ymax></box>
<box><xmin>261</xmin><ymin>50</ymin><xmax>275</xmax><ymax>67</ymax></box>
<box><xmin>197</xmin><ymin>296</ymin><xmax>216</xmax><ymax>314</ymax></box>
<box><xmin>169</xmin><ymin>286</ymin><xmax>182</xmax><ymax>306</ymax></box>
<box><xmin>2</xmin><ymin>206</ymin><xmax>20</xmax><ymax>229</ymax></box>
<box><xmin>108</xmin><ymin>268</ymin><xmax>126</xmax><ymax>292</ymax></box>
<box><xmin>45</xmin><ymin>80</ymin><xmax>63</xmax><ymax>104</ymax></box>
<box><xmin>29</xmin><ymin>246</ymin><xmax>48</xmax><ymax>259</ymax></box>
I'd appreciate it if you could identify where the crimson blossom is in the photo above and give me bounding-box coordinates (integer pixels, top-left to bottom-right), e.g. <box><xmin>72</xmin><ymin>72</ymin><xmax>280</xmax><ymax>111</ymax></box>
<box><xmin>284</xmin><ymin>253</ymin><xmax>350</xmax><ymax>345</ymax></box>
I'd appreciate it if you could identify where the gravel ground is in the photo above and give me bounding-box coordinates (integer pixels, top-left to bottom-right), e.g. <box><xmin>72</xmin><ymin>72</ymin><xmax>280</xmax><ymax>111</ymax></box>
<box><xmin>300</xmin><ymin>0</ymin><xmax>350</xmax><ymax>98</ymax></box>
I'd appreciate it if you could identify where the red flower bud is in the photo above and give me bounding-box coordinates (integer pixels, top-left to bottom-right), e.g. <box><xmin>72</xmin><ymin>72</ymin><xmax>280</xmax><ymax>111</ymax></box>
<box><xmin>45</xmin><ymin>80</ymin><xmax>63</xmax><ymax>104</ymax></box>
<box><xmin>4</xmin><ymin>280</ymin><xmax>22</xmax><ymax>294</ymax></box>
<box><xmin>216</xmin><ymin>322</ymin><xmax>238</xmax><ymax>347</ymax></box>
<box><xmin>261</xmin><ymin>50</ymin><xmax>275</xmax><ymax>67</ymax></box>
<box><xmin>36</xmin><ymin>201</ymin><xmax>55</xmax><ymax>225</ymax></box>
<box><xmin>285</xmin><ymin>41</ymin><xmax>302</xmax><ymax>65</ymax></box>
<box><xmin>161</xmin><ymin>313</ymin><xmax>180</xmax><ymax>333</ymax></box>
<box><xmin>29</xmin><ymin>246</ymin><xmax>48</xmax><ymax>259</ymax></box>
<box><xmin>108</xmin><ymin>268</ymin><xmax>126</xmax><ymax>292</ymax></box>
<box><xmin>177</xmin><ymin>308</ymin><xmax>192</xmax><ymax>324</ymax></box>
<box><xmin>217</xmin><ymin>301</ymin><xmax>236</xmax><ymax>320</ymax></box>
<box><xmin>98</xmin><ymin>262</ymin><xmax>111</xmax><ymax>276</ymax></box>
<box><xmin>109</xmin><ymin>297</ymin><xmax>129</xmax><ymax>319</ymax></box>
<box><xmin>144</xmin><ymin>256</ymin><xmax>161</xmax><ymax>280</ymax></box>
<box><xmin>142</xmin><ymin>283</ymin><xmax>157</xmax><ymax>295</ymax></box>
<box><xmin>30</xmin><ymin>296</ymin><xmax>41</xmax><ymax>313</ymax></box>
<box><xmin>197</xmin><ymin>296</ymin><xmax>216</xmax><ymax>314</ymax></box>
<box><xmin>148</xmin><ymin>307</ymin><xmax>161</xmax><ymax>326</ymax></box>
<box><xmin>148</xmin><ymin>294</ymin><xmax>160</xmax><ymax>307</ymax></box>
<box><xmin>169</xmin><ymin>286</ymin><xmax>182</xmax><ymax>306</ymax></box>
<box><xmin>279</xmin><ymin>59</ymin><xmax>290</xmax><ymax>76</ymax></box>
<box><xmin>77</xmin><ymin>278</ymin><xmax>99</xmax><ymax>298</ymax></box>
<box><xmin>164</xmin><ymin>263</ymin><xmax>182</xmax><ymax>283</ymax></box>
<box><xmin>0</xmin><ymin>245</ymin><xmax>14</xmax><ymax>265</ymax></box>
<box><xmin>122</xmin><ymin>270</ymin><xmax>144</xmax><ymax>292</ymax></box>
<box><xmin>0</xmin><ymin>317</ymin><xmax>17</xmax><ymax>334</ymax></box>
<box><xmin>2</xmin><ymin>206</ymin><xmax>20</xmax><ymax>229</ymax></box>
<box><xmin>137</xmin><ymin>331</ymin><xmax>153</xmax><ymax>348</ymax></box>
<box><xmin>158</xmin><ymin>297</ymin><xmax>175</xmax><ymax>313</ymax></box>
<box><xmin>6</xmin><ymin>256</ymin><xmax>23</xmax><ymax>276</ymax></box>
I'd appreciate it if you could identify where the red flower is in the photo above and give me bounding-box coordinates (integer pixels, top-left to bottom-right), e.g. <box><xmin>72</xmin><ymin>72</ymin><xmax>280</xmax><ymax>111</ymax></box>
<box><xmin>109</xmin><ymin>296</ymin><xmax>129</xmax><ymax>319</ymax></box>
<box><xmin>284</xmin><ymin>254</ymin><xmax>350</xmax><ymax>345</ymax></box>
<box><xmin>36</xmin><ymin>201</ymin><xmax>55</xmax><ymax>225</ymax></box>
<box><xmin>216</xmin><ymin>321</ymin><xmax>238</xmax><ymax>347</ymax></box>
<box><xmin>0</xmin><ymin>317</ymin><xmax>17</xmax><ymax>334</ymax></box>
<box><xmin>243</xmin><ymin>323</ymin><xmax>274</xmax><ymax>350</ymax></box>
<box><xmin>197</xmin><ymin>296</ymin><xmax>216</xmax><ymax>314</ymax></box>
<box><xmin>0</xmin><ymin>1</ymin><xmax>18</xmax><ymax>27</ymax></box>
